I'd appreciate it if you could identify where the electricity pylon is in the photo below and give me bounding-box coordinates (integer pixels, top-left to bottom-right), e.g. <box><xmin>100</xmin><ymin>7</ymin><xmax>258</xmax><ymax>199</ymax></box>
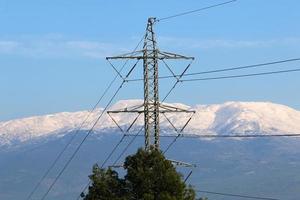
<box><xmin>106</xmin><ymin>17</ymin><xmax>195</xmax><ymax>151</ymax></box>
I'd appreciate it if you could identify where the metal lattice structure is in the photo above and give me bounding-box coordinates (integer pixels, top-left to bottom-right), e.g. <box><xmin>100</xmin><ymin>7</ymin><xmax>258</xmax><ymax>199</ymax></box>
<box><xmin>106</xmin><ymin>17</ymin><xmax>195</xmax><ymax>151</ymax></box>
<box><xmin>143</xmin><ymin>18</ymin><xmax>160</xmax><ymax>150</ymax></box>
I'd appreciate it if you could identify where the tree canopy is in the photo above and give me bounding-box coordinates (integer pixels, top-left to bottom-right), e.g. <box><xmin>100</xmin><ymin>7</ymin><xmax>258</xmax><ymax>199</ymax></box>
<box><xmin>82</xmin><ymin>148</ymin><xmax>198</xmax><ymax>200</ymax></box>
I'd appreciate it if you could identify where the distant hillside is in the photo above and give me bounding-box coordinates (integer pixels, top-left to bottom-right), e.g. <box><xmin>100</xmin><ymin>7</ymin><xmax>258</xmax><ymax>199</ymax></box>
<box><xmin>1</xmin><ymin>100</ymin><xmax>300</xmax><ymax>147</ymax></box>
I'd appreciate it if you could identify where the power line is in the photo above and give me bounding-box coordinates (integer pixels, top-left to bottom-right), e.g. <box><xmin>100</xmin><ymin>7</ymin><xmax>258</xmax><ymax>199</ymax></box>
<box><xmin>26</xmin><ymin>62</ymin><xmax>119</xmax><ymax>200</ymax></box>
<box><xmin>40</xmin><ymin>49</ymin><xmax>142</xmax><ymax>199</ymax></box>
<box><xmin>112</xmin><ymin>127</ymin><xmax>144</xmax><ymax>166</ymax></box>
<box><xmin>74</xmin><ymin>35</ymin><xmax>145</xmax><ymax>200</ymax></box>
<box><xmin>181</xmin><ymin>68</ymin><xmax>300</xmax><ymax>82</ymax></box>
<box><xmin>76</xmin><ymin>134</ymin><xmax>127</xmax><ymax>200</ymax></box>
<box><xmin>26</xmin><ymin>66</ymin><xmax>122</xmax><ymax>200</ymax></box>
<box><xmin>26</xmin><ymin>34</ymin><xmax>145</xmax><ymax>200</ymax></box>
<box><xmin>122</xmin><ymin>62</ymin><xmax>300</xmax><ymax>152</ymax></box>
<box><xmin>125</xmin><ymin>133</ymin><xmax>300</xmax><ymax>138</ymax></box>
<box><xmin>125</xmin><ymin>58</ymin><xmax>300</xmax><ymax>153</ymax></box>
<box><xmin>40</xmin><ymin>79</ymin><xmax>126</xmax><ymax>200</ymax></box>
<box><xmin>195</xmin><ymin>189</ymin><xmax>279</xmax><ymax>200</ymax></box>
<box><xmin>126</xmin><ymin>57</ymin><xmax>300</xmax><ymax>82</ymax></box>
<box><xmin>183</xmin><ymin>57</ymin><xmax>300</xmax><ymax>77</ymax></box>
<box><xmin>157</xmin><ymin>0</ymin><xmax>238</xmax><ymax>22</ymax></box>
<box><xmin>163</xmin><ymin>133</ymin><xmax>181</xmax><ymax>154</ymax></box>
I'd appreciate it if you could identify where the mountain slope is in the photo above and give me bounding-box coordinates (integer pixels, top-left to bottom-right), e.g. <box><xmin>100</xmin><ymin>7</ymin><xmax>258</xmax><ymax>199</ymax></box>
<box><xmin>1</xmin><ymin>100</ymin><xmax>300</xmax><ymax>147</ymax></box>
<box><xmin>1</xmin><ymin>100</ymin><xmax>300</xmax><ymax>200</ymax></box>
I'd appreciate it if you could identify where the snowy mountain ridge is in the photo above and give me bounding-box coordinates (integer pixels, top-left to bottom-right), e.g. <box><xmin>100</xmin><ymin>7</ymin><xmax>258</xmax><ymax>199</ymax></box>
<box><xmin>1</xmin><ymin>100</ymin><xmax>300</xmax><ymax>146</ymax></box>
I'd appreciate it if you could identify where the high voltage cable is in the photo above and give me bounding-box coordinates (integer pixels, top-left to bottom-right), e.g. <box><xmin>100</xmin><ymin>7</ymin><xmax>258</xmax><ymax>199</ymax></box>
<box><xmin>125</xmin><ymin>133</ymin><xmax>300</xmax><ymax>138</ymax></box>
<box><xmin>121</xmin><ymin>59</ymin><xmax>300</xmax><ymax>154</ymax></box>
<box><xmin>76</xmin><ymin>134</ymin><xmax>127</xmax><ymax>200</ymax></box>
<box><xmin>163</xmin><ymin>133</ymin><xmax>181</xmax><ymax>154</ymax></box>
<box><xmin>147</xmin><ymin>133</ymin><xmax>300</xmax><ymax>154</ymax></box>
<box><xmin>39</xmin><ymin>34</ymin><xmax>145</xmax><ymax>200</ymax></box>
<box><xmin>27</xmin><ymin>35</ymin><xmax>144</xmax><ymax>200</ymax></box>
<box><xmin>112</xmin><ymin>127</ymin><xmax>144</xmax><ymax>166</ymax></box>
<box><xmin>181</xmin><ymin>68</ymin><xmax>300</xmax><ymax>82</ymax></box>
<box><xmin>76</xmin><ymin>129</ymin><xmax>144</xmax><ymax>200</ymax></box>
<box><xmin>40</xmin><ymin>80</ymin><xmax>126</xmax><ymax>200</ymax></box>
<box><xmin>195</xmin><ymin>189</ymin><xmax>279</xmax><ymax>200</ymax></box>
<box><xmin>26</xmin><ymin>62</ymin><xmax>125</xmax><ymax>200</ymax></box>
<box><xmin>127</xmin><ymin>68</ymin><xmax>300</xmax><ymax>82</ymax></box>
<box><xmin>74</xmin><ymin>35</ymin><xmax>145</xmax><ymax>200</ymax></box>
<box><xmin>157</xmin><ymin>0</ymin><xmax>238</xmax><ymax>22</ymax></box>
<box><xmin>182</xmin><ymin>57</ymin><xmax>300</xmax><ymax>77</ymax></box>
<box><xmin>126</xmin><ymin>57</ymin><xmax>300</xmax><ymax>82</ymax></box>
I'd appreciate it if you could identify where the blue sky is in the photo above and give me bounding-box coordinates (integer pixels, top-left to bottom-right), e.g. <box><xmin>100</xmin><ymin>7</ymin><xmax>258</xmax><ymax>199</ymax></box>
<box><xmin>1</xmin><ymin>0</ymin><xmax>300</xmax><ymax>121</ymax></box>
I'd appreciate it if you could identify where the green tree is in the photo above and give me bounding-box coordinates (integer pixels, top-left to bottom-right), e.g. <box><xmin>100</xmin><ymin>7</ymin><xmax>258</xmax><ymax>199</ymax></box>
<box><xmin>82</xmin><ymin>148</ymin><xmax>198</xmax><ymax>200</ymax></box>
<box><xmin>82</xmin><ymin>165</ymin><xmax>128</xmax><ymax>200</ymax></box>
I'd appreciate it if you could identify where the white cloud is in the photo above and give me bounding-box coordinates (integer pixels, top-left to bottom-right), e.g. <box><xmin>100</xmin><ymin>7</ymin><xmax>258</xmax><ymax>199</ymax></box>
<box><xmin>0</xmin><ymin>36</ymin><xmax>129</xmax><ymax>59</ymax></box>
<box><xmin>66</xmin><ymin>41</ymin><xmax>108</xmax><ymax>49</ymax></box>
<box><xmin>158</xmin><ymin>36</ymin><xmax>300</xmax><ymax>49</ymax></box>
<box><xmin>1</xmin><ymin>35</ymin><xmax>299</xmax><ymax>59</ymax></box>
<box><xmin>0</xmin><ymin>41</ymin><xmax>20</xmax><ymax>53</ymax></box>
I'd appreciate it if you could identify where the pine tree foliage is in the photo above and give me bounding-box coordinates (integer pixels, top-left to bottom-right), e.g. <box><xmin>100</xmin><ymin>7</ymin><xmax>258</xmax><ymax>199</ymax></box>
<box><xmin>82</xmin><ymin>148</ymin><xmax>199</xmax><ymax>200</ymax></box>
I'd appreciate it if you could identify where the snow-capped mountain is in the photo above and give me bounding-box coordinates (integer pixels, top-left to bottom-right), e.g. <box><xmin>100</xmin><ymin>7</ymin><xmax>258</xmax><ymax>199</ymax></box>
<box><xmin>1</xmin><ymin>100</ymin><xmax>300</xmax><ymax>200</ymax></box>
<box><xmin>1</xmin><ymin>100</ymin><xmax>300</xmax><ymax>146</ymax></box>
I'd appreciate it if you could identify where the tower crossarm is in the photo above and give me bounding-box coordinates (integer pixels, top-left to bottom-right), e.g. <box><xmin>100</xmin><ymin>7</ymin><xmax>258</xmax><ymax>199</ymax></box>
<box><xmin>106</xmin><ymin>50</ymin><xmax>194</xmax><ymax>60</ymax></box>
<box><xmin>107</xmin><ymin>103</ymin><xmax>195</xmax><ymax>114</ymax></box>
<box><xmin>158</xmin><ymin>51</ymin><xmax>194</xmax><ymax>60</ymax></box>
<box><xmin>167</xmin><ymin>159</ymin><xmax>196</xmax><ymax>168</ymax></box>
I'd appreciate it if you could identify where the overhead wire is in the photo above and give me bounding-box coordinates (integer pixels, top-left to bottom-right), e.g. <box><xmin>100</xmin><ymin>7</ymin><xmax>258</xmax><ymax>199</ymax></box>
<box><xmin>157</xmin><ymin>0</ymin><xmax>238</xmax><ymax>22</ymax></box>
<box><xmin>76</xmin><ymin>134</ymin><xmax>127</xmax><ymax>200</ymax></box>
<box><xmin>26</xmin><ymin>56</ymin><xmax>128</xmax><ymax>200</ymax></box>
<box><xmin>155</xmin><ymin>3</ymin><xmax>296</xmax><ymax>199</ymax></box>
<box><xmin>195</xmin><ymin>189</ymin><xmax>279</xmax><ymax>200</ymax></box>
<box><xmin>40</xmin><ymin>35</ymin><xmax>145</xmax><ymax>200</ymax></box>
<box><xmin>27</xmin><ymin>30</ymin><xmax>145</xmax><ymax>200</ymax></box>
<box><xmin>112</xmin><ymin>127</ymin><xmax>144</xmax><ymax>166</ymax></box>
<box><xmin>125</xmin><ymin>57</ymin><xmax>300</xmax><ymax>82</ymax></box>
<box><xmin>77</xmin><ymin>126</ymin><xmax>143</xmax><ymax>200</ymax></box>
<box><xmin>181</xmin><ymin>68</ymin><xmax>300</xmax><ymax>82</ymax></box>
<box><xmin>161</xmin><ymin>59</ymin><xmax>300</xmax><ymax>153</ymax></box>
<box><xmin>125</xmin><ymin>133</ymin><xmax>300</xmax><ymax>138</ymax></box>
<box><xmin>182</xmin><ymin>57</ymin><xmax>300</xmax><ymax>77</ymax></box>
<box><xmin>75</xmin><ymin>35</ymin><xmax>145</xmax><ymax>200</ymax></box>
<box><xmin>40</xmin><ymin>80</ymin><xmax>126</xmax><ymax>200</ymax></box>
<box><xmin>163</xmin><ymin>133</ymin><xmax>182</xmax><ymax>154</ymax></box>
<box><xmin>126</xmin><ymin>0</ymin><xmax>298</xmax><ymax>157</ymax></box>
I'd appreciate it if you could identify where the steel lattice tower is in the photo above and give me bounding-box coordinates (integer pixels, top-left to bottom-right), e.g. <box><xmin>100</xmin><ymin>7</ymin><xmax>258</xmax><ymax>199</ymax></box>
<box><xmin>143</xmin><ymin>18</ymin><xmax>160</xmax><ymax>150</ymax></box>
<box><xmin>106</xmin><ymin>17</ymin><xmax>195</xmax><ymax>151</ymax></box>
